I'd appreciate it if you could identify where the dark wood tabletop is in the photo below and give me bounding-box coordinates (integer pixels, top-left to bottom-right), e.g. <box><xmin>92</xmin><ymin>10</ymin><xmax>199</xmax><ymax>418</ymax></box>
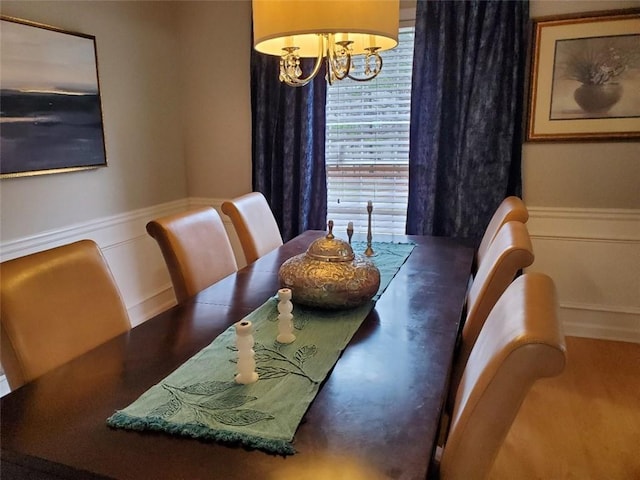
<box><xmin>1</xmin><ymin>231</ymin><xmax>473</xmax><ymax>480</ymax></box>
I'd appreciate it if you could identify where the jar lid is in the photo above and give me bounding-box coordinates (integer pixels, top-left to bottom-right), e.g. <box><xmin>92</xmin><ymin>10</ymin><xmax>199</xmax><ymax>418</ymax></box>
<box><xmin>306</xmin><ymin>220</ymin><xmax>355</xmax><ymax>262</ymax></box>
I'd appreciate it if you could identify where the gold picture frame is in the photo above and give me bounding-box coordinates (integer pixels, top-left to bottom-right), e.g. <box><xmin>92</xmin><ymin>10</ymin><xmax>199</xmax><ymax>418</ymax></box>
<box><xmin>527</xmin><ymin>9</ymin><xmax>640</xmax><ymax>141</ymax></box>
<box><xmin>0</xmin><ymin>16</ymin><xmax>107</xmax><ymax>178</ymax></box>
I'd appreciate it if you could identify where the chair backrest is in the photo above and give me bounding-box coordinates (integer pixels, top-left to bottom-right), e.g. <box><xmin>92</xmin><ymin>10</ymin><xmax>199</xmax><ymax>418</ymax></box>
<box><xmin>439</xmin><ymin>273</ymin><xmax>566</xmax><ymax>480</ymax></box>
<box><xmin>0</xmin><ymin>240</ymin><xmax>131</xmax><ymax>390</ymax></box>
<box><xmin>450</xmin><ymin>221</ymin><xmax>535</xmax><ymax>400</ymax></box>
<box><xmin>146</xmin><ymin>206</ymin><xmax>237</xmax><ymax>304</ymax></box>
<box><xmin>476</xmin><ymin>196</ymin><xmax>529</xmax><ymax>269</ymax></box>
<box><xmin>221</xmin><ymin>192</ymin><xmax>283</xmax><ymax>265</ymax></box>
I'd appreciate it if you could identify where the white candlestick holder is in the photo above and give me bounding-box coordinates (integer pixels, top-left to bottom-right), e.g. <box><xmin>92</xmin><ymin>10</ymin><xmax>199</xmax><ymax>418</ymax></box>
<box><xmin>276</xmin><ymin>288</ymin><xmax>296</xmax><ymax>344</ymax></box>
<box><xmin>234</xmin><ymin>320</ymin><xmax>259</xmax><ymax>384</ymax></box>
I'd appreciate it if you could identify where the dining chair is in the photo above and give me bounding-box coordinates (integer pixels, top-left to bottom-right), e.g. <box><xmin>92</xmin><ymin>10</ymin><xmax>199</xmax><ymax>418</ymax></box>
<box><xmin>435</xmin><ymin>273</ymin><xmax>566</xmax><ymax>480</ymax></box>
<box><xmin>221</xmin><ymin>192</ymin><xmax>283</xmax><ymax>265</ymax></box>
<box><xmin>0</xmin><ymin>239</ymin><xmax>131</xmax><ymax>390</ymax></box>
<box><xmin>146</xmin><ymin>206</ymin><xmax>238</xmax><ymax>304</ymax></box>
<box><xmin>476</xmin><ymin>196</ymin><xmax>529</xmax><ymax>270</ymax></box>
<box><xmin>449</xmin><ymin>220</ymin><xmax>535</xmax><ymax>401</ymax></box>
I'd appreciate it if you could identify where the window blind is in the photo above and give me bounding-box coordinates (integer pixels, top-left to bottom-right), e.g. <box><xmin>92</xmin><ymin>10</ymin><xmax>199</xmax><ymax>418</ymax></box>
<box><xmin>326</xmin><ymin>27</ymin><xmax>414</xmax><ymax>236</ymax></box>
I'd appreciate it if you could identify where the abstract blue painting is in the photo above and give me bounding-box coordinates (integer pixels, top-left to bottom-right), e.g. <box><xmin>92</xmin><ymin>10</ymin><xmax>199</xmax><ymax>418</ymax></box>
<box><xmin>1</xmin><ymin>17</ymin><xmax>107</xmax><ymax>178</ymax></box>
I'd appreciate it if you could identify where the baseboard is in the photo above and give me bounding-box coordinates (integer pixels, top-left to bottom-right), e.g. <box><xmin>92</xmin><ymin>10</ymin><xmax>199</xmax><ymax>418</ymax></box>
<box><xmin>560</xmin><ymin>303</ymin><xmax>640</xmax><ymax>344</ymax></box>
<box><xmin>527</xmin><ymin>207</ymin><xmax>640</xmax><ymax>344</ymax></box>
<box><xmin>126</xmin><ymin>284</ymin><xmax>177</xmax><ymax>328</ymax></box>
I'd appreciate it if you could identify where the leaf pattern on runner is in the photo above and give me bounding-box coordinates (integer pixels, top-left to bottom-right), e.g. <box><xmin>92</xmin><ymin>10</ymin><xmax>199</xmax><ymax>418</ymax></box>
<box><xmin>255</xmin><ymin>343</ymin><xmax>318</xmax><ymax>382</ymax></box>
<box><xmin>153</xmin><ymin>384</ymin><xmax>273</xmax><ymax>428</ymax></box>
<box><xmin>201</xmin><ymin>395</ymin><xmax>257</xmax><ymax>410</ymax></box>
<box><xmin>148</xmin><ymin>392</ymin><xmax>181</xmax><ymax>419</ymax></box>
<box><xmin>255</xmin><ymin>365</ymin><xmax>290</xmax><ymax>380</ymax></box>
<box><xmin>293</xmin><ymin>314</ymin><xmax>310</xmax><ymax>330</ymax></box>
<box><xmin>175</xmin><ymin>381</ymin><xmax>235</xmax><ymax>396</ymax></box>
<box><xmin>211</xmin><ymin>409</ymin><xmax>274</xmax><ymax>426</ymax></box>
<box><xmin>294</xmin><ymin>345</ymin><xmax>317</xmax><ymax>365</ymax></box>
<box><xmin>228</xmin><ymin>341</ymin><xmax>318</xmax><ymax>383</ymax></box>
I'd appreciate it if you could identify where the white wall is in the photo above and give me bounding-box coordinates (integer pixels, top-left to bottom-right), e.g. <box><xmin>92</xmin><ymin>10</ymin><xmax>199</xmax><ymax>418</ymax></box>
<box><xmin>177</xmin><ymin>1</ymin><xmax>253</xmax><ymax>199</ymax></box>
<box><xmin>0</xmin><ymin>1</ymin><xmax>189</xmax><ymax>242</ymax></box>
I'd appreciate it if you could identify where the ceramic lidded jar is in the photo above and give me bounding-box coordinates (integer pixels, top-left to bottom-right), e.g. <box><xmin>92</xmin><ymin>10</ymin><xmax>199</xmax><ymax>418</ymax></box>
<box><xmin>278</xmin><ymin>221</ymin><xmax>381</xmax><ymax>309</ymax></box>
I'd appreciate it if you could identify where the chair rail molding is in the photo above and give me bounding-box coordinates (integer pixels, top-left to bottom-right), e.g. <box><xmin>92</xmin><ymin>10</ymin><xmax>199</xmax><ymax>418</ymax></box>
<box><xmin>526</xmin><ymin>206</ymin><xmax>640</xmax><ymax>343</ymax></box>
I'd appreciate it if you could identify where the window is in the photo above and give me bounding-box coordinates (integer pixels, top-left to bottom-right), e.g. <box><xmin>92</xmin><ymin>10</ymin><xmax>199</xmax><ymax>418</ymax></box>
<box><xmin>325</xmin><ymin>26</ymin><xmax>414</xmax><ymax>236</ymax></box>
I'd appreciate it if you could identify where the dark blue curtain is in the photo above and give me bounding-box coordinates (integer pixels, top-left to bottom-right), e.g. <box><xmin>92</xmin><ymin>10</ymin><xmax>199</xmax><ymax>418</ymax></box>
<box><xmin>407</xmin><ymin>0</ymin><xmax>529</xmax><ymax>241</ymax></box>
<box><xmin>251</xmin><ymin>50</ymin><xmax>328</xmax><ymax>242</ymax></box>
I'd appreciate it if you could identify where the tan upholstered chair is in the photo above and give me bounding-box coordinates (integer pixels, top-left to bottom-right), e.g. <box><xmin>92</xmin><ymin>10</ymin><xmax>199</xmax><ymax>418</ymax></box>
<box><xmin>0</xmin><ymin>240</ymin><xmax>131</xmax><ymax>390</ymax></box>
<box><xmin>146</xmin><ymin>207</ymin><xmax>237</xmax><ymax>304</ymax></box>
<box><xmin>476</xmin><ymin>196</ymin><xmax>529</xmax><ymax>270</ymax></box>
<box><xmin>221</xmin><ymin>192</ymin><xmax>283</xmax><ymax>265</ymax></box>
<box><xmin>450</xmin><ymin>220</ymin><xmax>535</xmax><ymax>399</ymax></box>
<box><xmin>436</xmin><ymin>273</ymin><xmax>566</xmax><ymax>480</ymax></box>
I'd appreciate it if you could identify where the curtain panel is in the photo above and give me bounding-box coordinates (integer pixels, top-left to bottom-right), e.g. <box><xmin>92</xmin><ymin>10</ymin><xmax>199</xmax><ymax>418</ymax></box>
<box><xmin>250</xmin><ymin>51</ymin><xmax>328</xmax><ymax>242</ymax></box>
<box><xmin>407</xmin><ymin>0</ymin><xmax>529</xmax><ymax>241</ymax></box>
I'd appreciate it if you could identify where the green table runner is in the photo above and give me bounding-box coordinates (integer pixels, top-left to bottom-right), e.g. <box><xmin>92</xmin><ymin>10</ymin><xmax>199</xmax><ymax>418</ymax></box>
<box><xmin>107</xmin><ymin>241</ymin><xmax>414</xmax><ymax>455</ymax></box>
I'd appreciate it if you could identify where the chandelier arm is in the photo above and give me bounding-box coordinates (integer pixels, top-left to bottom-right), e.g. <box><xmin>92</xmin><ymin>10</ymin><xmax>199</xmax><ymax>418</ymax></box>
<box><xmin>347</xmin><ymin>51</ymin><xmax>384</xmax><ymax>82</ymax></box>
<box><xmin>346</xmin><ymin>68</ymin><xmax>382</xmax><ymax>82</ymax></box>
<box><xmin>326</xmin><ymin>34</ymin><xmax>351</xmax><ymax>83</ymax></box>
<box><xmin>325</xmin><ymin>54</ymin><xmax>334</xmax><ymax>86</ymax></box>
<box><xmin>280</xmin><ymin>36</ymin><xmax>325</xmax><ymax>87</ymax></box>
<box><xmin>329</xmin><ymin>53</ymin><xmax>352</xmax><ymax>82</ymax></box>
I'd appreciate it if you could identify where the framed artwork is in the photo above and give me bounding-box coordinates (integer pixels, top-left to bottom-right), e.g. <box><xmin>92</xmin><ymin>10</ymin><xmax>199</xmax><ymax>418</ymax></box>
<box><xmin>1</xmin><ymin>16</ymin><xmax>107</xmax><ymax>178</ymax></box>
<box><xmin>527</xmin><ymin>9</ymin><xmax>640</xmax><ymax>141</ymax></box>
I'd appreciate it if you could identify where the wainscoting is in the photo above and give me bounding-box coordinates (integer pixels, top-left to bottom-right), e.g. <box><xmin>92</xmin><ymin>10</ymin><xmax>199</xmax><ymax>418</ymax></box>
<box><xmin>1</xmin><ymin>202</ymin><xmax>637</xmax><ymax>396</ymax></box>
<box><xmin>2</xmin><ymin>199</ymin><xmax>185</xmax><ymax>328</ymax></box>
<box><xmin>526</xmin><ymin>207</ymin><xmax>640</xmax><ymax>344</ymax></box>
<box><xmin>0</xmin><ymin>197</ymin><xmax>245</xmax><ymax>396</ymax></box>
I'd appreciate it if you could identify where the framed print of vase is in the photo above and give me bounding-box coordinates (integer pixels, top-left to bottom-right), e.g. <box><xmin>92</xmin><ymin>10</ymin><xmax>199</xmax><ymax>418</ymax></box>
<box><xmin>527</xmin><ymin>9</ymin><xmax>640</xmax><ymax>141</ymax></box>
<box><xmin>0</xmin><ymin>16</ymin><xmax>107</xmax><ymax>178</ymax></box>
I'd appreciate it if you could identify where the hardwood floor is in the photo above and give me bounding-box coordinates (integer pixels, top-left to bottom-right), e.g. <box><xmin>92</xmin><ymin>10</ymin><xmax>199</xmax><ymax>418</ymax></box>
<box><xmin>487</xmin><ymin>336</ymin><xmax>640</xmax><ymax>480</ymax></box>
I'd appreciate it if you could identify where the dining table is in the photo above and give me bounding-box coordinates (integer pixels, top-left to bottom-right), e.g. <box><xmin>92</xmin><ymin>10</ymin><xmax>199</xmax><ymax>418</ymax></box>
<box><xmin>1</xmin><ymin>230</ymin><xmax>474</xmax><ymax>480</ymax></box>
